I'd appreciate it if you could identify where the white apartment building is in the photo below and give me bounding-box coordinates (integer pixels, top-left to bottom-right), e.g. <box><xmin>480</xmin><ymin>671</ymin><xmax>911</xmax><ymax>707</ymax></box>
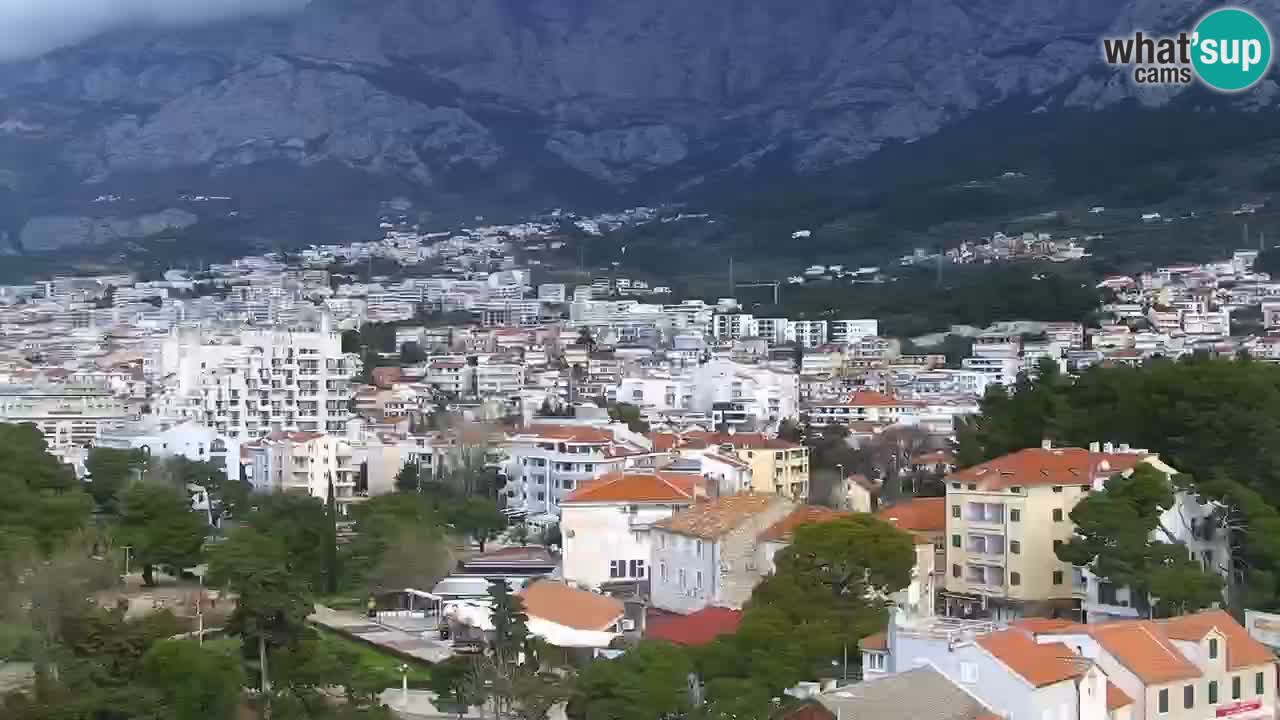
<box><xmin>503</xmin><ymin>424</ymin><xmax>647</xmax><ymax>517</ymax></box>
<box><xmin>753</xmin><ymin>318</ymin><xmax>789</xmax><ymax>345</ymax></box>
<box><xmin>242</xmin><ymin>431</ymin><xmax>361</xmax><ymax>514</ymax></box>
<box><xmin>0</xmin><ymin>384</ymin><xmax>141</xmax><ymax>449</ymax></box>
<box><xmin>961</xmin><ymin>356</ymin><xmax>1021</xmax><ymax>387</ymax></box>
<box><xmin>713</xmin><ymin>313</ymin><xmax>755</xmax><ymax>341</ymax></box>
<box><xmin>476</xmin><ymin>358</ymin><xmax>525</xmax><ymax>397</ymax></box>
<box><xmin>155</xmin><ymin>322</ymin><xmax>357</xmax><ymax>439</ymax></box>
<box><xmin>537</xmin><ymin>283</ymin><xmax>567</xmax><ymax>303</ymax></box>
<box><xmin>616</xmin><ymin>359</ymin><xmax>799</xmax><ymax>431</ymax></box>
<box><xmin>560</xmin><ymin>470</ymin><xmax>703</xmax><ymax>589</ymax></box>
<box><xmin>805</xmin><ymin>390</ymin><xmax>920</xmax><ymax>427</ymax></box>
<box><xmin>788</xmin><ymin>320</ymin><xmax>828</xmax><ymax>348</ymax></box>
<box><xmin>830</xmin><ymin>319</ymin><xmax>879</xmax><ymax>345</ymax></box>
<box><xmin>95</xmin><ymin>420</ymin><xmax>241</xmax><ymax>482</ymax></box>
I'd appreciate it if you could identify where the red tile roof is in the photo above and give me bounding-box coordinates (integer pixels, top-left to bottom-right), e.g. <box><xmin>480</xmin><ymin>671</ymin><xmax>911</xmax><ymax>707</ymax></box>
<box><xmin>947</xmin><ymin>447</ymin><xmax>1153</xmax><ymax>491</ymax></box>
<box><xmin>859</xmin><ymin>631</ymin><xmax>887</xmax><ymax>651</ymax></box>
<box><xmin>976</xmin><ymin>631</ymin><xmax>1086</xmax><ymax>688</ymax></box>
<box><xmin>1089</xmin><ymin>622</ymin><xmax>1202</xmax><ymax>685</ymax></box>
<box><xmin>650</xmin><ymin>431</ymin><xmax>803</xmax><ymax>452</ymax></box>
<box><xmin>654</xmin><ymin>494</ymin><xmax>783</xmax><ymax>539</ymax></box>
<box><xmin>876</xmin><ymin>497</ymin><xmax>946</xmax><ymax>533</ymax></box>
<box><xmin>1106</xmin><ymin>682</ymin><xmax>1133</xmax><ymax>710</ymax></box>
<box><xmin>645</xmin><ymin>607</ymin><xmax>743</xmax><ymax>646</ymax></box>
<box><xmin>518</xmin><ymin>581</ymin><xmax>624</xmax><ymax>632</ymax></box>
<box><xmin>1158</xmin><ymin>609</ymin><xmax>1275</xmax><ymax>671</ymax></box>
<box><xmin>563</xmin><ymin>470</ymin><xmax>701</xmax><ymax>504</ymax></box>
<box><xmin>518</xmin><ymin>425</ymin><xmax>615</xmax><ymax>444</ymax></box>
<box><xmin>758</xmin><ymin>506</ymin><xmax>849</xmax><ymax>542</ymax></box>
<box><xmin>910</xmin><ymin>449</ymin><xmax>957</xmax><ymax>466</ymax></box>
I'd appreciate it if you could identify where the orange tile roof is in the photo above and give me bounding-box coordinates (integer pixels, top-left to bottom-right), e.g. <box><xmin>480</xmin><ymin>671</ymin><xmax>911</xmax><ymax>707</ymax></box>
<box><xmin>519</xmin><ymin>425</ymin><xmax>614</xmax><ymax>444</ymax></box>
<box><xmin>1106</xmin><ymin>682</ymin><xmax>1133</xmax><ymax>710</ymax></box>
<box><xmin>645</xmin><ymin>607</ymin><xmax>743</xmax><ymax>646</ymax></box>
<box><xmin>947</xmin><ymin>447</ymin><xmax>1153</xmax><ymax>491</ymax></box>
<box><xmin>876</xmin><ymin>497</ymin><xmax>946</xmax><ymax>533</ymax></box>
<box><xmin>518</xmin><ymin>581</ymin><xmax>624</xmax><ymax>632</ymax></box>
<box><xmin>758</xmin><ymin>505</ymin><xmax>849</xmax><ymax>542</ymax></box>
<box><xmin>654</xmin><ymin>494</ymin><xmax>783</xmax><ymax>539</ymax></box>
<box><xmin>1089</xmin><ymin>622</ymin><xmax>1202</xmax><ymax>684</ymax></box>
<box><xmin>910</xmin><ymin>449</ymin><xmax>957</xmax><ymax>465</ymax></box>
<box><xmin>563</xmin><ymin>470</ymin><xmax>701</xmax><ymax>504</ymax></box>
<box><xmin>976</xmin><ymin>631</ymin><xmax>1086</xmax><ymax>688</ymax></box>
<box><xmin>859</xmin><ymin>631</ymin><xmax>887</xmax><ymax>651</ymax></box>
<box><xmin>653</xmin><ymin>431</ymin><xmax>803</xmax><ymax>452</ymax></box>
<box><xmin>1158</xmin><ymin>609</ymin><xmax>1275</xmax><ymax>671</ymax></box>
<box><xmin>844</xmin><ymin>390</ymin><xmax>917</xmax><ymax>408</ymax></box>
<box><xmin>1010</xmin><ymin>618</ymin><xmax>1081</xmax><ymax>634</ymax></box>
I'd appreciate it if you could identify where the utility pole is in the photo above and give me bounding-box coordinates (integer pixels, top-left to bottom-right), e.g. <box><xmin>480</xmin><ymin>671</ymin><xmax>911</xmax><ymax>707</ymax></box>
<box><xmin>729</xmin><ymin>256</ymin><xmax>735</xmax><ymax>299</ymax></box>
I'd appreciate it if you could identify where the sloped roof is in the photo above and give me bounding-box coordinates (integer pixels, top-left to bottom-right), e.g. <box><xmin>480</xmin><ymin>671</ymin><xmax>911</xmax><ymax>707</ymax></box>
<box><xmin>816</xmin><ymin>666</ymin><xmax>993</xmax><ymax>720</ymax></box>
<box><xmin>564</xmin><ymin>470</ymin><xmax>700</xmax><ymax>504</ymax></box>
<box><xmin>876</xmin><ymin>497</ymin><xmax>946</xmax><ymax>533</ymax></box>
<box><xmin>859</xmin><ymin>632</ymin><xmax>887</xmax><ymax>651</ymax></box>
<box><xmin>654</xmin><ymin>494</ymin><xmax>781</xmax><ymax>539</ymax></box>
<box><xmin>518</xmin><ymin>581</ymin><xmax>624</xmax><ymax>632</ymax></box>
<box><xmin>1106</xmin><ymin>682</ymin><xmax>1133</xmax><ymax>710</ymax></box>
<box><xmin>516</xmin><ymin>425</ymin><xmax>614</xmax><ymax>444</ymax></box>
<box><xmin>1089</xmin><ymin>622</ymin><xmax>1202</xmax><ymax>685</ymax></box>
<box><xmin>758</xmin><ymin>505</ymin><xmax>849</xmax><ymax>543</ymax></box>
<box><xmin>645</xmin><ymin>607</ymin><xmax>743</xmax><ymax>646</ymax></box>
<box><xmin>1158</xmin><ymin>609</ymin><xmax>1275</xmax><ymax>671</ymax></box>
<box><xmin>976</xmin><ymin>631</ymin><xmax>1086</xmax><ymax>688</ymax></box>
<box><xmin>947</xmin><ymin>447</ymin><xmax>1152</xmax><ymax>491</ymax></box>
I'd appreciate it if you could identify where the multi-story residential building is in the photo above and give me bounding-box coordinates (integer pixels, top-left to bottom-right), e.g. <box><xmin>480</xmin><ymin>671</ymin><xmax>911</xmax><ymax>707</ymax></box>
<box><xmin>95</xmin><ymin>420</ymin><xmax>241</xmax><ymax>482</ymax></box>
<box><xmin>713</xmin><ymin>313</ymin><xmax>755</xmax><ymax>341</ymax></box>
<box><xmin>829</xmin><ymin>319</ymin><xmax>879</xmax><ymax>345</ymax></box>
<box><xmin>788</xmin><ymin>320</ymin><xmax>828</xmax><ymax>348</ymax></box>
<box><xmin>650</xmin><ymin>494</ymin><xmax>795</xmax><ymax>614</ymax></box>
<box><xmin>961</xmin><ymin>356</ymin><xmax>1021</xmax><ymax>387</ymax></box>
<box><xmin>0</xmin><ymin>384</ymin><xmax>141</xmax><ymax>450</ymax></box>
<box><xmin>423</xmin><ymin>356</ymin><xmax>468</xmax><ymax>396</ymax></box>
<box><xmin>560</xmin><ymin>470</ymin><xmax>704</xmax><ymax>589</ymax></box>
<box><xmin>943</xmin><ymin>444</ymin><xmax>1228</xmax><ymax>622</ymax></box>
<box><xmin>657</xmin><ymin>431</ymin><xmax>810</xmax><ymax>500</ymax></box>
<box><xmin>617</xmin><ymin>359</ymin><xmax>799</xmax><ymax>431</ymax></box>
<box><xmin>241</xmin><ymin>431</ymin><xmax>361</xmax><ymax>514</ymax></box>
<box><xmin>475</xmin><ymin>358</ymin><xmax>525</xmax><ymax>398</ymax></box>
<box><xmin>752</xmin><ymin>318</ymin><xmax>789</xmax><ymax>346</ymax></box>
<box><xmin>155</xmin><ymin>322</ymin><xmax>357</xmax><ymax>439</ymax></box>
<box><xmin>503</xmin><ymin>424</ymin><xmax>648</xmax><ymax>517</ymax></box>
<box><xmin>805</xmin><ymin>390</ymin><xmax>921</xmax><ymax>428</ymax></box>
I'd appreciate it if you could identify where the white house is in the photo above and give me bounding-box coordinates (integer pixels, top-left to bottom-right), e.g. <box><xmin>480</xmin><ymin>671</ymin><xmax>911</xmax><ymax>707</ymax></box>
<box><xmin>560</xmin><ymin>470</ymin><xmax>704</xmax><ymax>589</ymax></box>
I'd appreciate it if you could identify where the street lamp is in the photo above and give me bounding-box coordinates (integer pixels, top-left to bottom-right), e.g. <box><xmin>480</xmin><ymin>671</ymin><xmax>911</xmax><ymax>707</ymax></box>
<box><xmin>398</xmin><ymin>663</ymin><xmax>409</xmax><ymax>704</ymax></box>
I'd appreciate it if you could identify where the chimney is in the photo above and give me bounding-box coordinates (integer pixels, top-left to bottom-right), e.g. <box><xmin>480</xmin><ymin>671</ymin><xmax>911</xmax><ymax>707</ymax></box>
<box><xmin>1088</xmin><ymin>441</ymin><xmax>1100</xmax><ymax>453</ymax></box>
<box><xmin>1041</xmin><ymin>439</ymin><xmax>1053</xmax><ymax>450</ymax></box>
<box><xmin>1103</xmin><ymin>442</ymin><xmax>1114</xmax><ymax>453</ymax></box>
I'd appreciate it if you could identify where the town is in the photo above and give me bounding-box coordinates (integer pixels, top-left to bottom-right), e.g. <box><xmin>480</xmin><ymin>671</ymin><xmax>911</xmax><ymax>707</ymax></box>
<box><xmin>2</xmin><ymin>204</ymin><xmax>1280</xmax><ymax>720</ymax></box>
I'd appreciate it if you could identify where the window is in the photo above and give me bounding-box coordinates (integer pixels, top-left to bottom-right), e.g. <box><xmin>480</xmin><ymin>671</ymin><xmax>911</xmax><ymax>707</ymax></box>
<box><xmin>1233</xmin><ymin>675</ymin><xmax>1241</xmax><ymax>700</ymax></box>
<box><xmin>952</xmin><ymin>505</ymin><xmax>961</xmax><ymax>518</ymax></box>
<box><xmin>1257</xmin><ymin>672</ymin><xmax>1265</xmax><ymax>695</ymax></box>
<box><xmin>1010</xmin><ymin>509</ymin><xmax>1021</xmax><ymax>522</ymax></box>
<box><xmin>1010</xmin><ymin>540</ymin><xmax>1021</xmax><ymax>554</ymax></box>
<box><xmin>1158</xmin><ymin>688</ymin><xmax>1169</xmax><ymax>714</ymax></box>
<box><xmin>659</xmin><ymin>562</ymin><xmax>667</xmax><ymax>581</ymax></box>
<box><xmin>1010</xmin><ymin>572</ymin><xmax>1021</xmax><ymax>586</ymax></box>
<box><xmin>1009</xmin><ymin>486</ymin><xmax>1022</xmax><ymax>494</ymax></box>
<box><xmin>678</xmin><ymin>569</ymin><xmax>686</xmax><ymax>588</ymax></box>
<box><xmin>695</xmin><ymin>571</ymin><xmax>703</xmax><ymax>590</ymax></box>
<box><xmin>952</xmin><ymin>483</ymin><xmax>961</xmax><ymax>490</ymax></box>
<box><xmin>959</xmin><ymin>662</ymin><xmax>978</xmax><ymax>683</ymax></box>
<box><xmin>1209</xmin><ymin>680</ymin><xmax>1218</xmax><ymax>705</ymax></box>
<box><xmin>696</xmin><ymin>540</ymin><xmax>704</xmax><ymax>558</ymax></box>
<box><xmin>867</xmin><ymin>653</ymin><xmax>885</xmax><ymax>671</ymax></box>
<box><xmin>952</xmin><ymin>535</ymin><xmax>962</xmax><ymax>548</ymax></box>
<box><xmin>1209</xmin><ymin>638</ymin><xmax>1219</xmax><ymax>660</ymax></box>
<box><xmin>967</xmin><ymin>483</ymin><xmax>977</xmax><ymax>491</ymax></box>
<box><xmin>629</xmin><ymin>559</ymin><xmax>646</xmax><ymax>577</ymax></box>
<box><xmin>1184</xmin><ymin>684</ymin><xmax>1194</xmax><ymax>709</ymax></box>
<box><xmin>1053</xmin><ymin>539</ymin><xmax>1063</xmax><ymax>552</ymax></box>
<box><xmin>1052</xmin><ymin>508</ymin><xmax>1064</xmax><ymax>522</ymax></box>
<box><xmin>609</xmin><ymin>560</ymin><xmax>624</xmax><ymax>578</ymax></box>
<box><xmin>952</xmin><ymin>564</ymin><xmax>961</xmax><ymax>578</ymax></box>
<box><xmin>1052</xmin><ymin>485</ymin><xmax>1063</xmax><ymax>493</ymax></box>
<box><xmin>1053</xmin><ymin>571</ymin><xmax>1064</xmax><ymax>585</ymax></box>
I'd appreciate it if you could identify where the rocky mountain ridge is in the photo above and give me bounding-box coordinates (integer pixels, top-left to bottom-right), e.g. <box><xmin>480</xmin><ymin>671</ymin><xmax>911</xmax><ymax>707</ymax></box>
<box><xmin>0</xmin><ymin>0</ymin><xmax>1277</xmax><ymax>249</ymax></box>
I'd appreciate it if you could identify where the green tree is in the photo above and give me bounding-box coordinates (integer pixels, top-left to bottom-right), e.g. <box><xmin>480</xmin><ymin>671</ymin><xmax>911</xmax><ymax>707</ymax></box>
<box><xmin>142</xmin><ymin>639</ymin><xmax>245</xmax><ymax>720</ymax></box>
<box><xmin>1056</xmin><ymin>464</ymin><xmax>1224</xmax><ymax>617</ymax></box>
<box><xmin>778</xmin><ymin>418</ymin><xmax>804</xmax><ymax>443</ymax></box>
<box><xmin>607</xmin><ymin>403</ymin><xmax>650</xmax><ymax>433</ymax></box>
<box><xmin>0</xmin><ymin>423</ymin><xmax>92</xmax><ymax>557</ymax></box>
<box><xmin>247</xmin><ymin>494</ymin><xmax>334</xmax><ymax>593</ymax></box>
<box><xmin>394</xmin><ymin>461</ymin><xmax>421</xmax><ymax>493</ymax></box>
<box><xmin>84</xmin><ymin>447</ymin><xmax>146</xmax><ymax>513</ymax></box>
<box><xmin>208</xmin><ymin>528</ymin><xmax>313</xmax><ymax>716</ymax></box>
<box><xmin>116</xmin><ymin>482</ymin><xmax>207</xmax><ymax>586</ymax></box>
<box><xmin>454</xmin><ymin>497</ymin><xmax>506</xmax><ymax>552</ymax></box>
<box><xmin>571</xmin><ymin>641</ymin><xmax>693</xmax><ymax>720</ymax></box>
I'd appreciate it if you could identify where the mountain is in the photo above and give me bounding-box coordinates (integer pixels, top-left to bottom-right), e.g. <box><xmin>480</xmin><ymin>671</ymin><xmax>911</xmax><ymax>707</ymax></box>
<box><xmin>0</xmin><ymin>0</ymin><xmax>1277</xmax><ymax>251</ymax></box>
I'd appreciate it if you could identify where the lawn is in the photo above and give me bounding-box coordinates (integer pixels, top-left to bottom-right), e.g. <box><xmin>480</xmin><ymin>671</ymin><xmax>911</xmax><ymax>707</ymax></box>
<box><xmin>314</xmin><ymin>628</ymin><xmax>435</xmax><ymax>688</ymax></box>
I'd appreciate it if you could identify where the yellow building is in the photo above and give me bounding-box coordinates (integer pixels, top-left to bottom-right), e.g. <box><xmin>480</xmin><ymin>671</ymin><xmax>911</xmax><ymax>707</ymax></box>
<box><xmin>654</xmin><ymin>431</ymin><xmax>810</xmax><ymax>501</ymax></box>
<box><xmin>942</xmin><ymin>443</ymin><xmax>1163</xmax><ymax>619</ymax></box>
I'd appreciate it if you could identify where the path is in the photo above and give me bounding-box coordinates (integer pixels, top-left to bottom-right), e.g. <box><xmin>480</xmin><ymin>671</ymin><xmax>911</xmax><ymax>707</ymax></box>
<box><xmin>309</xmin><ymin>605</ymin><xmax>454</xmax><ymax>664</ymax></box>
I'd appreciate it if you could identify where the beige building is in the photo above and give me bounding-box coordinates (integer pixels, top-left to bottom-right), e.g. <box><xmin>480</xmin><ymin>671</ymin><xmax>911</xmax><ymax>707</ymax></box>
<box><xmin>654</xmin><ymin>431</ymin><xmax>810</xmax><ymax>501</ymax></box>
<box><xmin>942</xmin><ymin>444</ymin><xmax>1155</xmax><ymax>619</ymax></box>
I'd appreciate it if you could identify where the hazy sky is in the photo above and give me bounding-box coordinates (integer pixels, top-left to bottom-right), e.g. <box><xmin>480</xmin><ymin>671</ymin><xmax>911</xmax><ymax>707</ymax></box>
<box><xmin>0</xmin><ymin>0</ymin><xmax>311</xmax><ymax>62</ymax></box>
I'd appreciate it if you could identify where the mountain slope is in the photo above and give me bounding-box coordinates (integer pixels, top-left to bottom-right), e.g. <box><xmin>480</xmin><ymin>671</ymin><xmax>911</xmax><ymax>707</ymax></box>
<box><xmin>0</xmin><ymin>0</ymin><xmax>1275</xmax><ymax>249</ymax></box>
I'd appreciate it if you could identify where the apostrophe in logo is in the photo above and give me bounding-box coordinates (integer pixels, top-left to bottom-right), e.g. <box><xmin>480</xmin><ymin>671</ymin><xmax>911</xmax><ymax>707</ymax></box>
<box><xmin>1191</xmin><ymin>7</ymin><xmax>1272</xmax><ymax>92</ymax></box>
<box><xmin>1101</xmin><ymin>6</ymin><xmax>1273</xmax><ymax>92</ymax></box>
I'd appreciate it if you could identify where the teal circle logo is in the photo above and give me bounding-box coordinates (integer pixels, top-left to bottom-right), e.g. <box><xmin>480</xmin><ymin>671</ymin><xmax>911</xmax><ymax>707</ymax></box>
<box><xmin>1192</xmin><ymin>7</ymin><xmax>1273</xmax><ymax>92</ymax></box>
